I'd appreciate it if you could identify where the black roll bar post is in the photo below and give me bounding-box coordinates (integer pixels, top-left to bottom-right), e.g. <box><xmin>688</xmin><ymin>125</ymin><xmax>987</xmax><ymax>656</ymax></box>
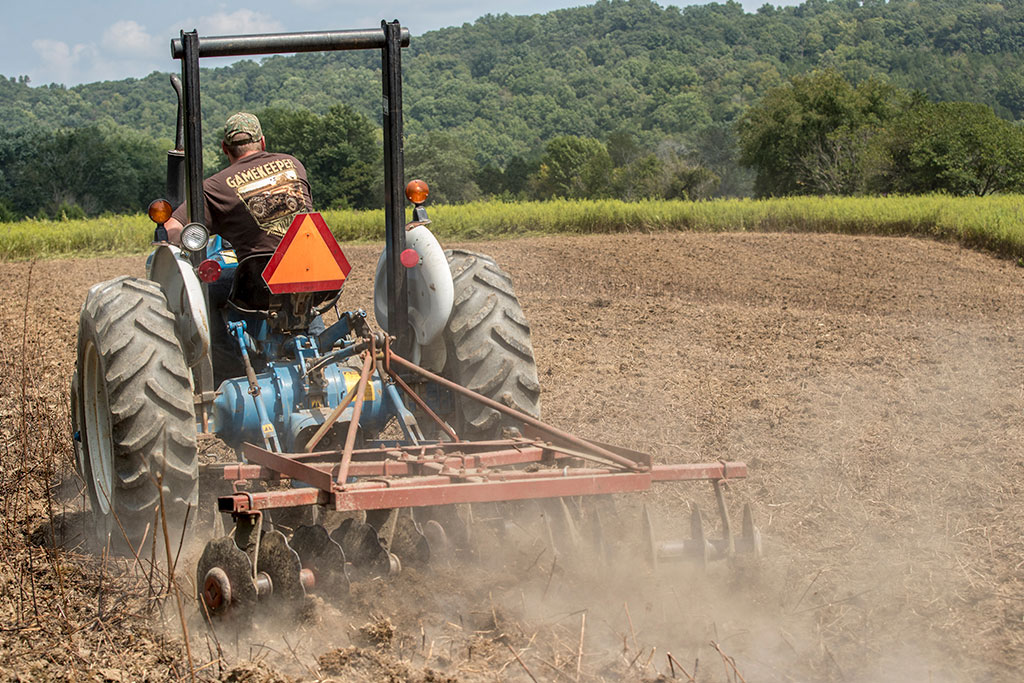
<box><xmin>179</xmin><ymin>30</ymin><xmax>205</xmax><ymax>270</ymax></box>
<box><xmin>381</xmin><ymin>20</ymin><xmax>410</xmax><ymax>357</ymax></box>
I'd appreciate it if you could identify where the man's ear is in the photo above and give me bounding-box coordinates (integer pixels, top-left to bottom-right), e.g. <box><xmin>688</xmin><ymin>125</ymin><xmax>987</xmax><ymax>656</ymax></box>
<box><xmin>221</xmin><ymin>141</ymin><xmax>230</xmax><ymax>157</ymax></box>
<box><xmin>260</xmin><ymin>137</ymin><xmax>266</xmax><ymax>151</ymax></box>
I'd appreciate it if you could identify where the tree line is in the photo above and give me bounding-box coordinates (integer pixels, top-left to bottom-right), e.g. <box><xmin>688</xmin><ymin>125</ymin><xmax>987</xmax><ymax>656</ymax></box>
<box><xmin>0</xmin><ymin>104</ymin><xmax>733</xmax><ymax>220</ymax></box>
<box><xmin>3</xmin><ymin>0</ymin><xmax>1024</xmax><ymax>219</ymax></box>
<box><xmin>3</xmin><ymin>71</ymin><xmax>1022</xmax><ymax>221</ymax></box>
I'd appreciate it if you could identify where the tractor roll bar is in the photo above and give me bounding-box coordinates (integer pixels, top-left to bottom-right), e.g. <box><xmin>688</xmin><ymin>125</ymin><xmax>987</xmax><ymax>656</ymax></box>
<box><xmin>171</xmin><ymin>22</ymin><xmax>412</xmax><ymax>359</ymax></box>
<box><xmin>170</xmin><ymin>27</ymin><xmax>411</xmax><ymax>59</ymax></box>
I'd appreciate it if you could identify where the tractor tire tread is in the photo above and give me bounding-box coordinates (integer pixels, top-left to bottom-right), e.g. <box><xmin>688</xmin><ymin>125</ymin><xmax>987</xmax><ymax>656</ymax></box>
<box><xmin>76</xmin><ymin>276</ymin><xmax>198</xmax><ymax>551</ymax></box>
<box><xmin>442</xmin><ymin>250</ymin><xmax>541</xmax><ymax>439</ymax></box>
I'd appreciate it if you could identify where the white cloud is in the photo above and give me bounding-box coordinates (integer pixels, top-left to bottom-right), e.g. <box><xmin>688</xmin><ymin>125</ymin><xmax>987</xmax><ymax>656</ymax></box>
<box><xmin>198</xmin><ymin>10</ymin><xmax>284</xmax><ymax>36</ymax></box>
<box><xmin>31</xmin><ymin>28</ymin><xmax>165</xmax><ymax>85</ymax></box>
<box><xmin>32</xmin><ymin>39</ymin><xmax>74</xmax><ymax>71</ymax></box>
<box><xmin>102</xmin><ymin>20</ymin><xmax>159</xmax><ymax>57</ymax></box>
<box><xmin>31</xmin><ymin>38</ymin><xmax>98</xmax><ymax>84</ymax></box>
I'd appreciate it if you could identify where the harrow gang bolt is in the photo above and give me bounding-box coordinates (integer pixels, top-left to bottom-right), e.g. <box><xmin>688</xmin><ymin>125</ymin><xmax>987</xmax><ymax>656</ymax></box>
<box><xmin>254</xmin><ymin>571</ymin><xmax>273</xmax><ymax>597</ymax></box>
<box><xmin>202</xmin><ymin>567</ymin><xmax>231</xmax><ymax>612</ymax></box>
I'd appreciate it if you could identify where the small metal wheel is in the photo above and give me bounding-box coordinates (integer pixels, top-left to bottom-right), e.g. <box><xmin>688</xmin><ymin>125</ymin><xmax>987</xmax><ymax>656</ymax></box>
<box><xmin>291</xmin><ymin>524</ymin><xmax>350</xmax><ymax>598</ymax></box>
<box><xmin>739</xmin><ymin>504</ymin><xmax>763</xmax><ymax>560</ymax></box>
<box><xmin>421</xmin><ymin>519</ymin><xmax>450</xmax><ymax>565</ymax></box>
<box><xmin>331</xmin><ymin>518</ymin><xmax>398</xmax><ymax>578</ymax></box>
<box><xmin>257</xmin><ymin>530</ymin><xmax>306</xmax><ymax>605</ymax></box>
<box><xmin>366</xmin><ymin>508</ymin><xmax>431</xmax><ymax>567</ymax></box>
<box><xmin>197</xmin><ymin>536</ymin><xmax>258</xmax><ymax>619</ymax></box>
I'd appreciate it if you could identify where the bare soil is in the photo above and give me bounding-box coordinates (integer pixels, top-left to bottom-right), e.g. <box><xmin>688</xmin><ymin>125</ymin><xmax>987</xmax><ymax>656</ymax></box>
<box><xmin>1</xmin><ymin>232</ymin><xmax>1022</xmax><ymax>682</ymax></box>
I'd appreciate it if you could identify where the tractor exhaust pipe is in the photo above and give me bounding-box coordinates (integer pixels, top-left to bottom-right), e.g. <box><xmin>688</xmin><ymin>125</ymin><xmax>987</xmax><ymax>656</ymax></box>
<box><xmin>164</xmin><ymin>74</ymin><xmax>185</xmax><ymax>209</ymax></box>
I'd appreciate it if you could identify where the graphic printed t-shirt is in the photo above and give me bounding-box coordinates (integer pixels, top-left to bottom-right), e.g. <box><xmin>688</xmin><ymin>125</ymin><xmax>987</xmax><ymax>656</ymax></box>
<box><xmin>171</xmin><ymin>151</ymin><xmax>313</xmax><ymax>260</ymax></box>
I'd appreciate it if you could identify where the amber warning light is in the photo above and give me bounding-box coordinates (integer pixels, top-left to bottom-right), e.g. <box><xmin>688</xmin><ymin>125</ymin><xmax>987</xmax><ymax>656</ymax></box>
<box><xmin>405</xmin><ymin>179</ymin><xmax>429</xmax><ymax>205</ymax></box>
<box><xmin>148</xmin><ymin>199</ymin><xmax>173</xmax><ymax>224</ymax></box>
<box><xmin>262</xmin><ymin>213</ymin><xmax>352</xmax><ymax>294</ymax></box>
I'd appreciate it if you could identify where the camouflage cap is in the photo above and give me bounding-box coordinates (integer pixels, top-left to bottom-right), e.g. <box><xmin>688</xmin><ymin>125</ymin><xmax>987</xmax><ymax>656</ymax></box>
<box><xmin>223</xmin><ymin>112</ymin><xmax>263</xmax><ymax>145</ymax></box>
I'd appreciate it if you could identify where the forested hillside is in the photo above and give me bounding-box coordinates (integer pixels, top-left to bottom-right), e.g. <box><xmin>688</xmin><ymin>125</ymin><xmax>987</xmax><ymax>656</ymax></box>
<box><xmin>3</xmin><ymin>0</ymin><xmax>1024</xmax><ymax>217</ymax></box>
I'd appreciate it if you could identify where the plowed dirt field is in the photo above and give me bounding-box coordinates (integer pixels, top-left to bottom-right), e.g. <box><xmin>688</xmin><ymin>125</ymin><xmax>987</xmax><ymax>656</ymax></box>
<box><xmin>1</xmin><ymin>232</ymin><xmax>1022</xmax><ymax>682</ymax></box>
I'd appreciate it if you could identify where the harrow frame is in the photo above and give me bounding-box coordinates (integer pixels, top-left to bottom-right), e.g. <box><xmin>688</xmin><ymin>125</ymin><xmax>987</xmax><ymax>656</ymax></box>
<box><xmin>196</xmin><ymin>339</ymin><xmax>760</xmax><ymax>617</ymax></box>
<box><xmin>211</xmin><ymin>341</ymin><xmax>749</xmax><ymax>516</ymax></box>
<box><xmin>216</xmin><ymin>440</ymin><xmax>748</xmax><ymax>514</ymax></box>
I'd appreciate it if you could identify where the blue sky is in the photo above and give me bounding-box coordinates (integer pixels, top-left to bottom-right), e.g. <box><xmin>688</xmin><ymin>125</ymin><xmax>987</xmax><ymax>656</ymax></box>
<box><xmin>2</xmin><ymin>1</ymin><xmax>789</xmax><ymax>87</ymax></box>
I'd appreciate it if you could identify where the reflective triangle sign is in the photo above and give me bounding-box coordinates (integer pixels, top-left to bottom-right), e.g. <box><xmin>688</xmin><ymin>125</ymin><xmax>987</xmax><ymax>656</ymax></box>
<box><xmin>262</xmin><ymin>213</ymin><xmax>352</xmax><ymax>294</ymax></box>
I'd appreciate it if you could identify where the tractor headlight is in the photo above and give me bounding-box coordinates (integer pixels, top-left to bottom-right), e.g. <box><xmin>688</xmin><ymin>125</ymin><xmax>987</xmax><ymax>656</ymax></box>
<box><xmin>180</xmin><ymin>222</ymin><xmax>210</xmax><ymax>252</ymax></box>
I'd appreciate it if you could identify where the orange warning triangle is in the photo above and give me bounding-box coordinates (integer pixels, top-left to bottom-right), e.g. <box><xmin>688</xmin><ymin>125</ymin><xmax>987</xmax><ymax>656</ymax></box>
<box><xmin>262</xmin><ymin>213</ymin><xmax>352</xmax><ymax>294</ymax></box>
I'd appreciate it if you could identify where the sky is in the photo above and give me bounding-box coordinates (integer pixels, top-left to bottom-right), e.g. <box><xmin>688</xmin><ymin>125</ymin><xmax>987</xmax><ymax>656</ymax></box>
<box><xmin>1</xmin><ymin>0</ymin><xmax>789</xmax><ymax>87</ymax></box>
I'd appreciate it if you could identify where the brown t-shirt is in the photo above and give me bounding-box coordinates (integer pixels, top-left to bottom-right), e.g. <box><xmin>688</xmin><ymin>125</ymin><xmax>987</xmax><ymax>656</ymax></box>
<box><xmin>172</xmin><ymin>151</ymin><xmax>313</xmax><ymax>261</ymax></box>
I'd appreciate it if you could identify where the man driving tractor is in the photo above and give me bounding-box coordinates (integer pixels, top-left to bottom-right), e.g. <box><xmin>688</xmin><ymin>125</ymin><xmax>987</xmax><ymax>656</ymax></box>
<box><xmin>164</xmin><ymin>112</ymin><xmax>316</xmax><ymax>381</ymax></box>
<box><xmin>164</xmin><ymin>112</ymin><xmax>312</xmax><ymax>258</ymax></box>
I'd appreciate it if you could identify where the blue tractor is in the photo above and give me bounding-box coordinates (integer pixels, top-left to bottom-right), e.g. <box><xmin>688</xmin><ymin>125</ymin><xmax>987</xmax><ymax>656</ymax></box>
<box><xmin>71</xmin><ymin>24</ymin><xmax>756</xmax><ymax>616</ymax></box>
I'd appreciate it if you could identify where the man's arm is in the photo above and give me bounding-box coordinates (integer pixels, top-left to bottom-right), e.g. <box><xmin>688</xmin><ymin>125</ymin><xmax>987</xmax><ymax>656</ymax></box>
<box><xmin>164</xmin><ymin>217</ymin><xmax>184</xmax><ymax>245</ymax></box>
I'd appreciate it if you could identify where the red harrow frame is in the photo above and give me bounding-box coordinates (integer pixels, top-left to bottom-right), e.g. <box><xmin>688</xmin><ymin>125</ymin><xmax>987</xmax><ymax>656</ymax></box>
<box><xmin>197</xmin><ymin>340</ymin><xmax>761</xmax><ymax>617</ymax></box>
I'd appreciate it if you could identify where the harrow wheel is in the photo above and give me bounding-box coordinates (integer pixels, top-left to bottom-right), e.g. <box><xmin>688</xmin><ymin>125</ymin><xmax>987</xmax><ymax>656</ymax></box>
<box><xmin>367</xmin><ymin>508</ymin><xmax>431</xmax><ymax>567</ymax></box>
<box><xmin>413</xmin><ymin>505</ymin><xmax>471</xmax><ymax>557</ymax></box>
<box><xmin>257</xmin><ymin>530</ymin><xmax>307</xmax><ymax>605</ymax></box>
<box><xmin>689</xmin><ymin>505</ymin><xmax>712</xmax><ymax>571</ymax></box>
<box><xmin>331</xmin><ymin>518</ymin><xmax>400</xmax><ymax>578</ymax></box>
<box><xmin>541</xmin><ymin>497</ymin><xmax>584</xmax><ymax>560</ymax></box>
<box><xmin>642</xmin><ymin>500</ymin><xmax>763</xmax><ymax>570</ymax></box>
<box><xmin>291</xmin><ymin>525</ymin><xmax>350</xmax><ymax>598</ymax></box>
<box><xmin>421</xmin><ymin>519</ymin><xmax>449</xmax><ymax>561</ymax></box>
<box><xmin>739</xmin><ymin>503</ymin><xmax>763</xmax><ymax>559</ymax></box>
<box><xmin>197</xmin><ymin>536</ymin><xmax>258</xmax><ymax>619</ymax></box>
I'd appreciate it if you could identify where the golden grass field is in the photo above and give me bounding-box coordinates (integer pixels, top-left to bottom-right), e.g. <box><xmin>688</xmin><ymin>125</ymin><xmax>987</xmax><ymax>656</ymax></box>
<box><xmin>3</xmin><ymin>194</ymin><xmax>1024</xmax><ymax>261</ymax></box>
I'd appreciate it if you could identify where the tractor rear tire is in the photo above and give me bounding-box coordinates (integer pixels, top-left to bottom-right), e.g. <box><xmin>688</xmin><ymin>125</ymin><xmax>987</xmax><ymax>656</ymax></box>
<box><xmin>75</xmin><ymin>276</ymin><xmax>198</xmax><ymax>555</ymax></box>
<box><xmin>441</xmin><ymin>250</ymin><xmax>541</xmax><ymax>439</ymax></box>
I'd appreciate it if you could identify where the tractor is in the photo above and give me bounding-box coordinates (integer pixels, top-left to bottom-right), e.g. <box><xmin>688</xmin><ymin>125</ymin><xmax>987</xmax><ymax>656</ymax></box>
<box><xmin>71</xmin><ymin>23</ymin><xmax>759</xmax><ymax>618</ymax></box>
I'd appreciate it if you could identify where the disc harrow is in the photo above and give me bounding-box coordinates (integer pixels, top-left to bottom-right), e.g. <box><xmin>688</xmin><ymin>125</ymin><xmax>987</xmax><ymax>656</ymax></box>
<box><xmin>196</xmin><ymin>347</ymin><xmax>762</xmax><ymax>618</ymax></box>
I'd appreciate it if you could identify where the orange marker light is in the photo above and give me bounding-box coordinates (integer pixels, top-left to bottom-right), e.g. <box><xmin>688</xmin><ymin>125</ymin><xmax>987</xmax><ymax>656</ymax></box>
<box><xmin>405</xmin><ymin>179</ymin><xmax>429</xmax><ymax>205</ymax></box>
<box><xmin>148</xmin><ymin>199</ymin><xmax>173</xmax><ymax>224</ymax></box>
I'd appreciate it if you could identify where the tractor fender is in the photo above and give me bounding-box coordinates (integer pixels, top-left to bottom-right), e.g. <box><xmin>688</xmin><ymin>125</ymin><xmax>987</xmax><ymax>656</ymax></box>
<box><xmin>373</xmin><ymin>224</ymin><xmax>455</xmax><ymax>361</ymax></box>
<box><xmin>146</xmin><ymin>244</ymin><xmax>213</xmax><ymax>376</ymax></box>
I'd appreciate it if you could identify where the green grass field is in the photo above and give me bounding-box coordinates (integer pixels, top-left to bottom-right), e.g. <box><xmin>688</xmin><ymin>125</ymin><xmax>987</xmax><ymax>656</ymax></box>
<box><xmin>2</xmin><ymin>195</ymin><xmax>1023</xmax><ymax>262</ymax></box>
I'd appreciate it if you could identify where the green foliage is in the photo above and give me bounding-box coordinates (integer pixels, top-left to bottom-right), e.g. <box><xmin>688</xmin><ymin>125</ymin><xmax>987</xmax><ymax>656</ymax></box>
<box><xmin>0</xmin><ymin>200</ymin><xmax>17</xmax><ymax>223</ymax></box>
<box><xmin>4</xmin><ymin>0</ymin><xmax>1024</xmax><ymax>210</ymax></box>
<box><xmin>885</xmin><ymin>101</ymin><xmax>1024</xmax><ymax>195</ymax></box>
<box><xmin>6</xmin><ymin>0</ymin><xmax>1024</xmax><ymax>200</ymax></box>
<box><xmin>405</xmin><ymin>131</ymin><xmax>482</xmax><ymax>203</ymax></box>
<box><xmin>536</xmin><ymin>136</ymin><xmax>613</xmax><ymax>199</ymax></box>
<box><xmin>737</xmin><ymin>69</ymin><xmax>902</xmax><ymax>196</ymax></box>
<box><xmin>258</xmin><ymin>104</ymin><xmax>380</xmax><ymax>209</ymax></box>
<box><xmin>0</xmin><ymin>123</ymin><xmax>167</xmax><ymax>219</ymax></box>
<box><xmin>740</xmin><ymin>69</ymin><xmax>1024</xmax><ymax>197</ymax></box>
